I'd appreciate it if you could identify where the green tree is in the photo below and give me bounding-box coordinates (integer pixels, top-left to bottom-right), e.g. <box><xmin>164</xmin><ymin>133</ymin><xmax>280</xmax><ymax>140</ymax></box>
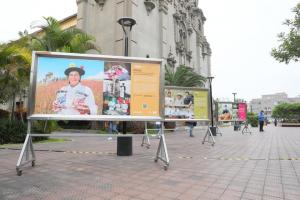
<box><xmin>247</xmin><ymin>112</ymin><xmax>258</xmax><ymax>127</ymax></box>
<box><xmin>27</xmin><ymin>17</ymin><xmax>100</xmax><ymax>53</ymax></box>
<box><xmin>271</xmin><ymin>3</ymin><xmax>300</xmax><ymax>64</ymax></box>
<box><xmin>272</xmin><ymin>102</ymin><xmax>300</xmax><ymax>122</ymax></box>
<box><xmin>163</xmin><ymin>64</ymin><xmax>206</xmax><ymax>130</ymax></box>
<box><xmin>165</xmin><ymin>64</ymin><xmax>206</xmax><ymax>87</ymax></box>
<box><xmin>0</xmin><ymin>44</ymin><xmax>31</xmax><ymax>120</ymax></box>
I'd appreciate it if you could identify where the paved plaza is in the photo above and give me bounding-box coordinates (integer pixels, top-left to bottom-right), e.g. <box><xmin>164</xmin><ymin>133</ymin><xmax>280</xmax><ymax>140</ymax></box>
<box><xmin>1</xmin><ymin>125</ymin><xmax>300</xmax><ymax>200</ymax></box>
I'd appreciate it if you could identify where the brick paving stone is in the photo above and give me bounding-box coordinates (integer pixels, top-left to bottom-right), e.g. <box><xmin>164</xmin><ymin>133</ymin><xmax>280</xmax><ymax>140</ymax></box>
<box><xmin>242</xmin><ymin>192</ymin><xmax>262</xmax><ymax>200</ymax></box>
<box><xmin>1</xmin><ymin>126</ymin><xmax>300</xmax><ymax>199</ymax></box>
<box><xmin>285</xmin><ymin>193</ymin><xmax>300</xmax><ymax>200</ymax></box>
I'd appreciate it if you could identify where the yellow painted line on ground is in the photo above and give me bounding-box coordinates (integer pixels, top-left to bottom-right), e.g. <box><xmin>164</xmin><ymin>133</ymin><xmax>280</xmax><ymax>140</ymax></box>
<box><xmin>178</xmin><ymin>156</ymin><xmax>193</xmax><ymax>159</ymax></box>
<box><xmin>62</xmin><ymin>150</ymin><xmax>115</xmax><ymax>155</ymax></box>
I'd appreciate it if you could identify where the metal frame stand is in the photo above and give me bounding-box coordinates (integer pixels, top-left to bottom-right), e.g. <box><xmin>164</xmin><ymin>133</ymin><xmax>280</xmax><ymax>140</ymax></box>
<box><xmin>16</xmin><ymin>120</ymin><xmax>170</xmax><ymax>175</ymax></box>
<box><xmin>242</xmin><ymin>122</ymin><xmax>251</xmax><ymax>134</ymax></box>
<box><xmin>202</xmin><ymin>126</ymin><xmax>216</xmax><ymax>146</ymax></box>
<box><xmin>216</xmin><ymin>123</ymin><xmax>222</xmax><ymax>136</ymax></box>
<box><xmin>141</xmin><ymin>122</ymin><xmax>151</xmax><ymax>149</ymax></box>
<box><xmin>154</xmin><ymin>125</ymin><xmax>169</xmax><ymax>170</ymax></box>
<box><xmin>16</xmin><ymin>121</ymin><xmax>36</xmax><ymax>176</ymax></box>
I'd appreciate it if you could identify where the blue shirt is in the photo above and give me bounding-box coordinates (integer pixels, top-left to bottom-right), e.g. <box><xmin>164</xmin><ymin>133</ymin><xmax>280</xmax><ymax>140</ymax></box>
<box><xmin>258</xmin><ymin>112</ymin><xmax>265</xmax><ymax>122</ymax></box>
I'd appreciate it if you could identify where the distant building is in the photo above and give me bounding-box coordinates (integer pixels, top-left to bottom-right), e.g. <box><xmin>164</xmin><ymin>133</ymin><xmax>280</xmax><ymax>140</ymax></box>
<box><xmin>249</xmin><ymin>93</ymin><xmax>300</xmax><ymax>119</ymax></box>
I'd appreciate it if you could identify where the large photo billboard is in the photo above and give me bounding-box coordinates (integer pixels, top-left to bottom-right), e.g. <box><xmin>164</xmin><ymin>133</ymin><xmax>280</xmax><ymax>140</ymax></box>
<box><xmin>217</xmin><ymin>102</ymin><xmax>233</xmax><ymax>121</ymax></box>
<box><xmin>217</xmin><ymin>102</ymin><xmax>247</xmax><ymax>121</ymax></box>
<box><xmin>31</xmin><ymin>52</ymin><xmax>162</xmax><ymax>119</ymax></box>
<box><xmin>164</xmin><ymin>87</ymin><xmax>209</xmax><ymax>120</ymax></box>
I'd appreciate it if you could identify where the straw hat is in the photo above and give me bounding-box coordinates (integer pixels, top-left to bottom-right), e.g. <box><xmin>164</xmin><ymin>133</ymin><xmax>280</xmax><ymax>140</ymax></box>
<box><xmin>64</xmin><ymin>63</ymin><xmax>85</xmax><ymax>76</ymax></box>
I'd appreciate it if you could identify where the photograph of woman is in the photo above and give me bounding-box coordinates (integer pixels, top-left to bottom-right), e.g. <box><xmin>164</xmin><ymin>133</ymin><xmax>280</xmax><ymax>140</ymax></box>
<box><xmin>52</xmin><ymin>64</ymin><xmax>97</xmax><ymax>115</ymax></box>
<box><xmin>35</xmin><ymin>57</ymin><xmax>103</xmax><ymax>115</ymax></box>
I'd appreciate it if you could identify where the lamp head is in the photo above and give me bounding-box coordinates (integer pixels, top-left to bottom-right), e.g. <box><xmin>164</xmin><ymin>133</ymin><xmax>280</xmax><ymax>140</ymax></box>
<box><xmin>117</xmin><ymin>17</ymin><xmax>136</xmax><ymax>31</ymax></box>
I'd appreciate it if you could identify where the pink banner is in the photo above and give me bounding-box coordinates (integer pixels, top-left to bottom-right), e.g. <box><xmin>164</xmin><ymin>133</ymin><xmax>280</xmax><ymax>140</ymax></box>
<box><xmin>238</xmin><ymin>103</ymin><xmax>247</xmax><ymax>121</ymax></box>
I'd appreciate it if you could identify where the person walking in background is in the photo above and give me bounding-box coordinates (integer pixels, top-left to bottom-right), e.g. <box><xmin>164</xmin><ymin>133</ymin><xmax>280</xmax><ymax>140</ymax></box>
<box><xmin>109</xmin><ymin>121</ymin><xmax>119</xmax><ymax>134</ymax></box>
<box><xmin>258</xmin><ymin>110</ymin><xmax>265</xmax><ymax>132</ymax></box>
<box><xmin>185</xmin><ymin>114</ymin><xmax>196</xmax><ymax>137</ymax></box>
<box><xmin>274</xmin><ymin>118</ymin><xmax>278</xmax><ymax>127</ymax></box>
<box><xmin>185</xmin><ymin>120</ymin><xmax>196</xmax><ymax>137</ymax></box>
<box><xmin>155</xmin><ymin>121</ymin><xmax>161</xmax><ymax>139</ymax></box>
<box><xmin>107</xmin><ymin>121</ymin><xmax>119</xmax><ymax>140</ymax></box>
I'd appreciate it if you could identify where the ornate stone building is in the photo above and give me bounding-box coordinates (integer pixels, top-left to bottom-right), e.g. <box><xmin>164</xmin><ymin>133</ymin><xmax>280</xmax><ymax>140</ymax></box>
<box><xmin>76</xmin><ymin>0</ymin><xmax>211</xmax><ymax>77</ymax></box>
<box><xmin>1</xmin><ymin>0</ymin><xmax>212</xmax><ymax>114</ymax></box>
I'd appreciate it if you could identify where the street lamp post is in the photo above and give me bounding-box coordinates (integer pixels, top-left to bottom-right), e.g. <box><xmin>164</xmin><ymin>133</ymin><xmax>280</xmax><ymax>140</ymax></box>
<box><xmin>116</xmin><ymin>17</ymin><xmax>136</xmax><ymax>156</ymax></box>
<box><xmin>207</xmin><ymin>76</ymin><xmax>216</xmax><ymax>135</ymax></box>
<box><xmin>232</xmin><ymin>92</ymin><xmax>239</xmax><ymax>131</ymax></box>
<box><xmin>232</xmin><ymin>92</ymin><xmax>236</xmax><ymax>103</ymax></box>
<box><xmin>118</xmin><ymin>17</ymin><xmax>136</xmax><ymax>57</ymax></box>
<box><xmin>117</xmin><ymin>17</ymin><xmax>136</xmax><ymax>135</ymax></box>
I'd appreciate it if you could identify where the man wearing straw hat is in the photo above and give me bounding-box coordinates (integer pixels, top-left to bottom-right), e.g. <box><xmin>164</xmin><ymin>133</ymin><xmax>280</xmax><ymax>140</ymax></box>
<box><xmin>52</xmin><ymin>63</ymin><xmax>97</xmax><ymax>115</ymax></box>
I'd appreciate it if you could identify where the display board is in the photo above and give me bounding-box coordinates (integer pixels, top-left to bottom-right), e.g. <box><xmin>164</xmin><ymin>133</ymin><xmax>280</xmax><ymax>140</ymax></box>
<box><xmin>29</xmin><ymin>52</ymin><xmax>162</xmax><ymax>121</ymax></box>
<box><xmin>217</xmin><ymin>102</ymin><xmax>247</xmax><ymax>122</ymax></box>
<box><xmin>164</xmin><ymin>87</ymin><xmax>209</xmax><ymax>121</ymax></box>
<box><xmin>237</xmin><ymin>103</ymin><xmax>247</xmax><ymax>121</ymax></box>
<box><xmin>217</xmin><ymin>102</ymin><xmax>234</xmax><ymax>121</ymax></box>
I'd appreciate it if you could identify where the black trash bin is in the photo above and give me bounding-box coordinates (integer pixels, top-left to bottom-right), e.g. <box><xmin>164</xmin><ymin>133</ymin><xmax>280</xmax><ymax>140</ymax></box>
<box><xmin>234</xmin><ymin>125</ymin><xmax>239</xmax><ymax>131</ymax></box>
<box><xmin>210</xmin><ymin>126</ymin><xmax>217</xmax><ymax>136</ymax></box>
<box><xmin>117</xmin><ymin>136</ymin><xmax>132</xmax><ymax>156</ymax></box>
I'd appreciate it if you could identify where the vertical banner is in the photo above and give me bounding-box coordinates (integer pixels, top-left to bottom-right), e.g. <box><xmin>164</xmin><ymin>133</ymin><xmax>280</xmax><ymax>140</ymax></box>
<box><xmin>238</xmin><ymin>103</ymin><xmax>247</xmax><ymax>121</ymax></box>
<box><xmin>130</xmin><ymin>63</ymin><xmax>160</xmax><ymax>116</ymax></box>
<box><xmin>102</xmin><ymin>62</ymin><xmax>131</xmax><ymax>115</ymax></box>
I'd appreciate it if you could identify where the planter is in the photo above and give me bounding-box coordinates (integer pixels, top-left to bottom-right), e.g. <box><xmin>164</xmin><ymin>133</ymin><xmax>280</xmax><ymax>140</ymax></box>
<box><xmin>281</xmin><ymin>123</ymin><xmax>300</xmax><ymax>127</ymax></box>
<box><xmin>164</xmin><ymin>122</ymin><xmax>176</xmax><ymax>131</ymax></box>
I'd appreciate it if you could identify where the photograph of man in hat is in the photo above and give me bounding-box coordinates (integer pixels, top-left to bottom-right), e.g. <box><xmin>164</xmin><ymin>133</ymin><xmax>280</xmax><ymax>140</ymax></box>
<box><xmin>52</xmin><ymin>64</ymin><xmax>97</xmax><ymax>115</ymax></box>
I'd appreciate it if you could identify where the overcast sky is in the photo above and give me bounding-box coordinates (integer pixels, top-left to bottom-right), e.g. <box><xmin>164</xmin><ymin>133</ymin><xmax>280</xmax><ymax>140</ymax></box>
<box><xmin>199</xmin><ymin>0</ymin><xmax>300</xmax><ymax>101</ymax></box>
<box><xmin>0</xmin><ymin>0</ymin><xmax>299</xmax><ymax>102</ymax></box>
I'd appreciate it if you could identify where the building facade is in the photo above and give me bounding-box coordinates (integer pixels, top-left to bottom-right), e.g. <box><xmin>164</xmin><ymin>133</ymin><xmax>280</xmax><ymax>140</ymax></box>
<box><xmin>76</xmin><ymin>0</ymin><xmax>211</xmax><ymax>76</ymax></box>
<box><xmin>249</xmin><ymin>93</ymin><xmax>300</xmax><ymax>119</ymax></box>
<box><xmin>1</xmin><ymin>0</ymin><xmax>212</xmax><ymax>115</ymax></box>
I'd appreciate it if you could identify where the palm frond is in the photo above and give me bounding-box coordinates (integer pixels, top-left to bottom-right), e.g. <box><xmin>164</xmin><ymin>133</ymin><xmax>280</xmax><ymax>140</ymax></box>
<box><xmin>165</xmin><ymin>64</ymin><xmax>206</xmax><ymax>87</ymax></box>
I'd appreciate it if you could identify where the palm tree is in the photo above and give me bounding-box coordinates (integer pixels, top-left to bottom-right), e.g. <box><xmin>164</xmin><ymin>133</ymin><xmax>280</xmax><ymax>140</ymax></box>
<box><xmin>165</xmin><ymin>64</ymin><xmax>206</xmax><ymax>87</ymax></box>
<box><xmin>27</xmin><ymin>17</ymin><xmax>100</xmax><ymax>53</ymax></box>
<box><xmin>0</xmin><ymin>44</ymin><xmax>31</xmax><ymax>120</ymax></box>
<box><xmin>164</xmin><ymin>64</ymin><xmax>207</xmax><ymax>129</ymax></box>
<box><xmin>20</xmin><ymin>16</ymin><xmax>101</xmax><ymax>130</ymax></box>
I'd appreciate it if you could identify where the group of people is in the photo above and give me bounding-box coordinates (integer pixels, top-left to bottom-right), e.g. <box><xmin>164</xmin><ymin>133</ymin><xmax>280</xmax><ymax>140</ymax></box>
<box><xmin>165</xmin><ymin>90</ymin><xmax>194</xmax><ymax>118</ymax></box>
<box><xmin>105</xmin><ymin>96</ymin><xmax>130</xmax><ymax>115</ymax></box>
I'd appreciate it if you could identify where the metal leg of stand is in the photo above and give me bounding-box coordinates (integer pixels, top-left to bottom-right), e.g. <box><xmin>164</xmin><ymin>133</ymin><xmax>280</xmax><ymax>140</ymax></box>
<box><xmin>216</xmin><ymin>125</ymin><xmax>222</xmax><ymax>136</ymax></box>
<box><xmin>16</xmin><ymin>121</ymin><xmax>36</xmax><ymax>176</ymax></box>
<box><xmin>202</xmin><ymin>126</ymin><xmax>216</xmax><ymax>146</ymax></box>
<box><xmin>242</xmin><ymin>124</ymin><xmax>251</xmax><ymax>135</ymax></box>
<box><xmin>141</xmin><ymin>122</ymin><xmax>151</xmax><ymax>149</ymax></box>
<box><xmin>154</xmin><ymin>125</ymin><xmax>169</xmax><ymax>170</ymax></box>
